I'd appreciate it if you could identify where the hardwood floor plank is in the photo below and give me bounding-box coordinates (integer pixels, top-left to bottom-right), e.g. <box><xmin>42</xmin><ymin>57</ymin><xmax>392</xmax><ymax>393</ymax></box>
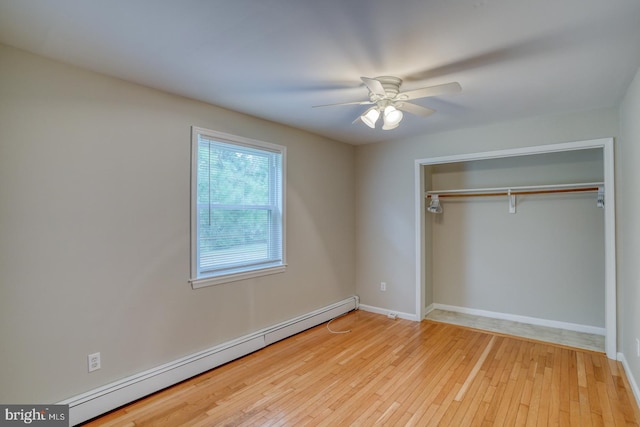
<box><xmin>82</xmin><ymin>311</ymin><xmax>640</xmax><ymax>427</ymax></box>
<box><xmin>559</xmin><ymin>348</ymin><xmax>571</xmax><ymax>414</ymax></box>
<box><xmin>536</xmin><ymin>365</ymin><xmax>553</xmax><ymax>426</ymax></box>
<box><xmin>584</xmin><ymin>351</ymin><xmax>603</xmax><ymax>418</ymax></box>
<box><xmin>483</xmin><ymin>338</ymin><xmax>520</xmax><ymax>425</ymax></box>
<box><xmin>455</xmin><ymin>336</ymin><xmax>496</xmax><ymax>401</ymax></box>
<box><xmin>458</xmin><ymin>375</ymin><xmax>492</xmax><ymax>426</ymax></box>
<box><xmin>503</xmin><ymin>347</ymin><xmax>531</xmax><ymax>426</ymax></box>
<box><xmin>578</xmin><ymin>386</ymin><xmax>594</xmax><ymax>427</ymax></box>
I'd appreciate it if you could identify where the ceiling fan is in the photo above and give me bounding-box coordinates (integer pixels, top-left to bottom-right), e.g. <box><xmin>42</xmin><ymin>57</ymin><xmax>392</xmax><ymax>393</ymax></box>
<box><xmin>314</xmin><ymin>76</ymin><xmax>461</xmax><ymax>130</ymax></box>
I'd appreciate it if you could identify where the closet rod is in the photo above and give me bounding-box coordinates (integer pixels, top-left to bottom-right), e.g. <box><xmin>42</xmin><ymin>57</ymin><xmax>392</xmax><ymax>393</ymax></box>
<box><xmin>425</xmin><ymin>182</ymin><xmax>603</xmax><ymax>198</ymax></box>
<box><xmin>430</xmin><ymin>187</ymin><xmax>599</xmax><ymax>198</ymax></box>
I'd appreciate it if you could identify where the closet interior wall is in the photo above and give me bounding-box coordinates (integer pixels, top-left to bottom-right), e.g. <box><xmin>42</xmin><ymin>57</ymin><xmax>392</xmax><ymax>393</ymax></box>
<box><xmin>426</xmin><ymin>149</ymin><xmax>605</xmax><ymax>329</ymax></box>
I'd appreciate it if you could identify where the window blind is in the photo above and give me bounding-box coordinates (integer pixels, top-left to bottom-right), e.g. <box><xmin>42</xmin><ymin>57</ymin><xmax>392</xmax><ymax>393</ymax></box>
<box><xmin>195</xmin><ymin>134</ymin><xmax>283</xmax><ymax>279</ymax></box>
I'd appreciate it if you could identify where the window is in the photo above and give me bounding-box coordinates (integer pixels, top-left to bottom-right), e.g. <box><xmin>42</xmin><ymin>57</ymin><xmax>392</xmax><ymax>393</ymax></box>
<box><xmin>190</xmin><ymin>127</ymin><xmax>286</xmax><ymax>288</ymax></box>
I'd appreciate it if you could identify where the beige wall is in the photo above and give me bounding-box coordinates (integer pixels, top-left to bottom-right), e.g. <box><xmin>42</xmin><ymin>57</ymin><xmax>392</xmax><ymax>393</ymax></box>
<box><xmin>618</xmin><ymin>66</ymin><xmax>640</xmax><ymax>397</ymax></box>
<box><xmin>355</xmin><ymin>108</ymin><xmax>618</xmax><ymax>316</ymax></box>
<box><xmin>0</xmin><ymin>44</ymin><xmax>356</xmax><ymax>403</ymax></box>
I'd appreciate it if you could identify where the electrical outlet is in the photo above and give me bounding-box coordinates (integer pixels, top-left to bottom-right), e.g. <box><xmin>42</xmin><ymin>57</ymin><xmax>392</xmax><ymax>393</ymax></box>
<box><xmin>387</xmin><ymin>312</ymin><xmax>398</xmax><ymax>320</ymax></box>
<box><xmin>88</xmin><ymin>352</ymin><xmax>101</xmax><ymax>372</ymax></box>
<box><xmin>380</xmin><ymin>282</ymin><xmax>386</xmax><ymax>291</ymax></box>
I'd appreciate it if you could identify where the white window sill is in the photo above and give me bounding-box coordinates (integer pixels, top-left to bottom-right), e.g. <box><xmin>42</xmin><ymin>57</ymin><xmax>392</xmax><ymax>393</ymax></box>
<box><xmin>190</xmin><ymin>264</ymin><xmax>287</xmax><ymax>289</ymax></box>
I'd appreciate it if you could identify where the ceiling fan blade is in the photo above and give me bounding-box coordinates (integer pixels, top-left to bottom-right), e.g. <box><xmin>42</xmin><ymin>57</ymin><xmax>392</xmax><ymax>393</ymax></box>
<box><xmin>361</xmin><ymin>77</ymin><xmax>386</xmax><ymax>97</ymax></box>
<box><xmin>312</xmin><ymin>100</ymin><xmax>373</xmax><ymax>108</ymax></box>
<box><xmin>396</xmin><ymin>102</ymin><xmax>436</xmax><ymax>117</ymax></box>
<box><xmin>397</xmin><ymin>82</ymin><xmax>462</xmax><ymax>101</ymax></box>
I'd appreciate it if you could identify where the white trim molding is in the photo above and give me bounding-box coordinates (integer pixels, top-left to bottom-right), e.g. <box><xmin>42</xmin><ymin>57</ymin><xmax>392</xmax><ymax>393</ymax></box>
<box><xmin>59</xmin><ymin>297</ymin><xmax>358</xmax><ymax>426</ymax></box>
<box><xmin>358</xmin><ymin>304</ymin><xmax>419</xmax><ymax>322</ymax></box>
<box><xmin>425</xmin><ymin>304</ymin><xmax>435</xmax><ymax>316</ymax></box>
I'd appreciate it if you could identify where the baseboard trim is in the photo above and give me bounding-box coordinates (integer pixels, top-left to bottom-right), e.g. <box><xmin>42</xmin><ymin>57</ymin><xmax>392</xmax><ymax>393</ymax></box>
<box><xmin>617</xmin><ymin>352</ymin><xmax>640</xmax><ymax>410</ymax></box>
<box><xmin>424</xmin><ymin>304</ymin><xmax>435</xmax><ymax>317</ymax></box>
<box><xmin>431</xmin><ymin>303</ymin><xmax>606</xmax><ymax>336</ymax></box>
<box><xmin>358</xmin><ymin>304</ymin><xmax>419</xmax><ymax>321</ymax></box>
<box><xmin>59</xmin><ymin>296</ymin><xmax>358</xmax><ymax>426</ymax></box>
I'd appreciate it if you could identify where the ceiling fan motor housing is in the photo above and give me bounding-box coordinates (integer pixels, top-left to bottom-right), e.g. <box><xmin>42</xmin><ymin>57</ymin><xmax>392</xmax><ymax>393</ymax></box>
<box><xmin>371</xmin><ymin>76</ymin><xmax>402</xmax><ymax>100</ymax></box>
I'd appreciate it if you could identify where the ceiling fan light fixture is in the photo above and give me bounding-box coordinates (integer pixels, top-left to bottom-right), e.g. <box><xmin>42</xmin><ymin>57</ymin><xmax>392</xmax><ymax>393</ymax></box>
<box><xmin>382</xmin><ymin>105</ymin><xmax>403</xmax><ymax>130</ymax></box>
<box><xmin>381</xmin><ymin>121</ymin><xmax>400</xmax><ymax>130</ymax></box>
<box><xmin>315</xmin><ymin>76</ymin><xmax>461</xmax><ymax>132</ymax></box>
<box><xmin>361</xmin><ymin>107</ymin><xmax>380</xmax><ymax>128</ymax></box>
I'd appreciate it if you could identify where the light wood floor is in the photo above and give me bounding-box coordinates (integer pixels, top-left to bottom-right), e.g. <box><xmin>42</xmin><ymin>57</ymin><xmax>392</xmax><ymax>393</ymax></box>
<box><xmin>84</xmin><ymin>310</ymin><xmax>640</xmax><ymax>426</ymax></box>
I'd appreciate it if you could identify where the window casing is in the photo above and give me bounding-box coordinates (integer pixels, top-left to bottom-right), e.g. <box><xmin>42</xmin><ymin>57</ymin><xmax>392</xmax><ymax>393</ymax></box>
<box><xmin>190</xmin><ymin>127</ymin><xmax>286</xmax><ymax>288</ymax></box>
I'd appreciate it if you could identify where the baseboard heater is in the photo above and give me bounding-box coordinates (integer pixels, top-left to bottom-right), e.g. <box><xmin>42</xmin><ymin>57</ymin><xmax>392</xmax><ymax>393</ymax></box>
<box><xmin>60</xmin><ymin>296</ymin><xmax>358</xmax><ymax>426</ymax></box>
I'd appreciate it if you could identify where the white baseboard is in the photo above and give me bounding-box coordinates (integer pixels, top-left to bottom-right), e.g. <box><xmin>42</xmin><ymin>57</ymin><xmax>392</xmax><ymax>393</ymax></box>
<box><xmin>431</xmin><ymin>303</ymin><xmax>606</xmax><ymax>336</ymax></box>
<box><xmin>617</xmin><ymin>352</ymin><xmax>640</xmax><ymax>409</ymax></box>
<box><xmin>425</xmin><ymin>304</ymin><xmax>435</xmax><ymax>316</ymax></box>
<box><xmin>358</xmin><ymin>304</ymin><xmax>419</xmax><ymax>321</ymax></box>
<box><xmin>59</xmin><ymin>296</ymin><xmax>358</xmax><ymax>426</ymax></box>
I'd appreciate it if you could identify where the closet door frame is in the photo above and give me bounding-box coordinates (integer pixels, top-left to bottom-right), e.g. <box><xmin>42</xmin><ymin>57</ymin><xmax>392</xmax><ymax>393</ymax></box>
<box><xmin>414</xmin><ymin>138</ymin><xmax>616</xmax><ymax>359</ymax></box>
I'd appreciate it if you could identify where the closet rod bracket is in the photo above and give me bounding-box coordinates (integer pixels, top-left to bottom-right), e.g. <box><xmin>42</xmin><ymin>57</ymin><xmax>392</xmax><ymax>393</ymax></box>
<box><xmin>508</xmin><ymin>190</ymin><xmax>516</xmax><ymax>214</ymax></box>
<box><xmin>597</xmin><ymin>186</ymin><xmax>605</xmax><ymax>208</ymax></box>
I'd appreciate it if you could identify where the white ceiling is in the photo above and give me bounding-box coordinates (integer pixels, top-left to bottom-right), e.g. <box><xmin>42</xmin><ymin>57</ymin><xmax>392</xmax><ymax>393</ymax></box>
<box><xmin>1</xmin><ymin>0</ymin><xmax>639</xmax><ymax>145</ymax></box>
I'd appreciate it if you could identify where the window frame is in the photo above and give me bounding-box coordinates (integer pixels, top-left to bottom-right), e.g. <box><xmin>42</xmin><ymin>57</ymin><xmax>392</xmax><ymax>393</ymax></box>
<box><xmin>190</xmin><ymin>126</ymin><xmax>286</xmax><ymax>289</ymax></box>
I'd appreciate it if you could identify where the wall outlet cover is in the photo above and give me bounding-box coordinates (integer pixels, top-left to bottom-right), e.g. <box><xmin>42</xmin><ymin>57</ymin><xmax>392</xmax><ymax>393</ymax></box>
<box><xmin>88</xmin><ymin>352</ymin><xmax>101</xmax><ymax>372</ymax></box>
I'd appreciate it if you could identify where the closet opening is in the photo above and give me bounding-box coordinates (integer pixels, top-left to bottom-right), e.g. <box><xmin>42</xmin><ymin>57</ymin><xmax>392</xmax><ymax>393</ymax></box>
<box><xmin>414</xmin><ymin>138</ymin><xmax>616</xmax><ymax>359</ymax></box>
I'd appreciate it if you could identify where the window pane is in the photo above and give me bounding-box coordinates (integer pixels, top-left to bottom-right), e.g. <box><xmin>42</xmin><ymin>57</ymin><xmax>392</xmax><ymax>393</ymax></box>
<box><xmin>191</xmin><ymin>128</ymin><xmax>285</xmax><ymax>284</ymax></box>
<box><xmin>198</xmin><ymin>139</ymin><xmax>270</xmax><ymax>206</ymax></box>
<box><xmin>198</xmin><ymin>208</ymin><xmax>273</xmax><ymax>271</ymax></box>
